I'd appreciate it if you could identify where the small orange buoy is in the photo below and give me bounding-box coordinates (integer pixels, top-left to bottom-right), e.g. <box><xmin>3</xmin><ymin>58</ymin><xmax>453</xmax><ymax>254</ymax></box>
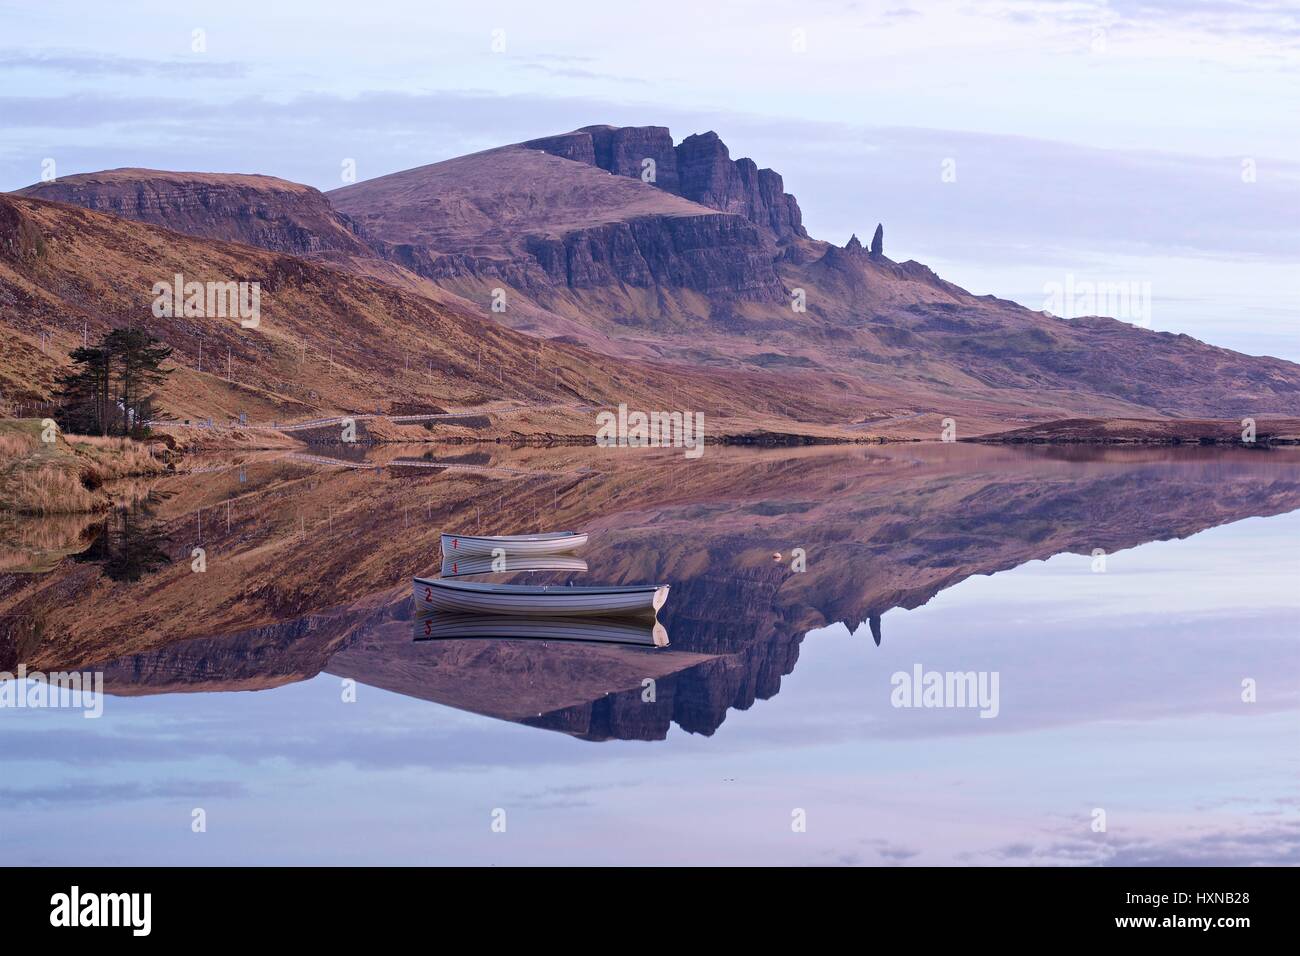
<box><xmin>772</xmin><ymin>552</ymin><xmax>782</xmax><ymax>562</ymax></box>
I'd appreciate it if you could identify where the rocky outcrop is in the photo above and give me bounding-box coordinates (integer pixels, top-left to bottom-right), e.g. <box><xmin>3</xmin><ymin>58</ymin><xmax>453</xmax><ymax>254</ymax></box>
<box><xmin>0</xmin><ymin>197</ymin><xmax>45</xmax><ymax>262</ymax></box>
<box><xmin>378</xmin><ymin>209</ymin><xmax>784</xmax><ymax>300</ymax></box>
<box><xmin>814</xmin><ymin>232</ymin><xmax>873</xmax><ymax>275</ymax></box>
<box><xmin>675</xmin><ymin>132</ymin><xmax>807</xmax><ymax>241</ymax></box>
<box><xmin>817</xmin><ymin>229</ymin><xmax>883</xmax><ymax>274</ymax></box>
<box><xmin>16</xmin><ymin>170</ymin><xmax>374</xmax><ymax>258</ymax></box>
<box><xmin>519</xmin><ymin>131</ymin><xmax>597</xmax><ymax>166</ymax></box>
<box><xmin>524</xmin><ymin>126</ymin><xmax>808</xmax><ymax>242</ymax></box>
<box><xmin>525</xmin><ymin>125</ymin><xmax>681</xmax><ymax>193</ymax></box>
<box><xmin>377</xmin><ymin>240</ymin><xmax>553</xmax><ymax>292</ymax></box>
<box><xmin>578</xmin><ymin>125</ymin><xmax>681</xmax><ymax>193</ymax></box>
<box><xmin>524</xmin><ymin>214</ymin><xmax>783</xmax><ymax>297</ymax></box>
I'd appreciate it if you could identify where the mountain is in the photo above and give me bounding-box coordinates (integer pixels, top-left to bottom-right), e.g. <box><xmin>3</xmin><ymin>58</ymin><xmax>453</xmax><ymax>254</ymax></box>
<box><xmin>16</xmin><ymin>169</ymin><xmax>374</xmax><ymax>260</ymax></box>
<box><xmin>328</xmin><ymin>142</ymin><xmax>787</xmax><ymax>337</ymax></box>
<box><xmin>0</xmin><ymin>191</ymin><xmax>857</xmax><ymax>431</ymax></box>
<box><xmin>327</xmin><ymin>125</ymin><xmax>1300</xmax><ymax>429</ymax></box>
<box><xmin>9</xmin><ymin>124</ymin><xmax>1300</xmax><ymax>436</ymax></box>
<box><xmin>520</xmin><ymin>125</ymin><xmax>807</xmax><ymax>241</ymax></box>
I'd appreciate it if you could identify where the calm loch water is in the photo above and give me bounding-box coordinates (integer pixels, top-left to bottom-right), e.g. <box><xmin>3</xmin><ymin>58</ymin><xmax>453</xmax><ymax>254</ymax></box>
<box><xmin>1</xmin><ymin>444</ymin><xmax>1298</xmax><ymax>864</ymax></box>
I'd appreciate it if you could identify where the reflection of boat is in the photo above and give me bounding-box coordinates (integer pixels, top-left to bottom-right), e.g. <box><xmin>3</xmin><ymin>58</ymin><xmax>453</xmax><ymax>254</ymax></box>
<box><xmin>439</xmin><ymin>555</ymin><xmax>588</xmax><ymax>577</ymax></box>
<box><xmin>414</xmin><ymin>577</ymin><xmax>668</xmax><ymax>618</ymax></box>
<box><xmin>414</xmin><ymin>613</ymin><xmax>668</xmax><ymax>647</ymax></box>
<box><xmin>440</xmin><ymin>532</ymin><xmax>587</xmax><ymax>558</ymax></box>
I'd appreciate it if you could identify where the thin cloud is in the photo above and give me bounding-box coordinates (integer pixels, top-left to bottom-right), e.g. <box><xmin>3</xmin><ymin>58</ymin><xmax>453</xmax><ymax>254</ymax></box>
<box><xmin>0</xmin><ymin>48</ymin><xmax>248</xmax><ymax>79</ymax></box>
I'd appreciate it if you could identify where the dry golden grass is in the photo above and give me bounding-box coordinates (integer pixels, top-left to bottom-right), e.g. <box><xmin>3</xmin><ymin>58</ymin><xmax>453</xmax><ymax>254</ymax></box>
<box><xmin>4</xmin><ymin>462</ymin><xmax>100</xmax><ymax>514</ymax></box>
<box><xmin>1</xmin><ymin>419</ymin><xmax>168</xmax><ymax>514</ymax></box>
<box><xmin>67</xmin><ymin>433</ymin><xmax>132</xmax><ymax>449</ymax></box>
<box><xmin>0</xmin><ymin>431</ymin><xmax>37</xmax><ymax>458</ymax></box>
<box><xmin>0</xmin><ymin>511</ymin><xmax>101</xmax><ymax>572</ymax></box>
<box><xmin>78</xmin><ymin>442</ymin><xmax>165</xmax><ymax>485</ymax></box>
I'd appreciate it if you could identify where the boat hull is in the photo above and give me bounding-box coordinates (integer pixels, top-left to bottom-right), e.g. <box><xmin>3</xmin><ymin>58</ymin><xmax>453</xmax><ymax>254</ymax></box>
<box><xmin>414</xmin><ymin>577</ymin><xmax>668</xmax><ymax>618</ymax></box>
<box><xmin>414</xmin><ymin>613</ymin><xmax>668</xmax><ymax>647</ymax></box>
<box><xmin>440</xmin><ymin>532</ymin><xmax>588</xmax><ymax>558</ymax></box>
<box><xmin>439</xmin><ymin>555</ymin><xmax>588</xmax><ymax>577</ymax></box>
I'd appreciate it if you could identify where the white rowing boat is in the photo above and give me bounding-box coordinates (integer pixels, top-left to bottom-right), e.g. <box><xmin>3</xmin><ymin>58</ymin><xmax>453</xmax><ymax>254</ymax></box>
<box><xmin>440</xmin><ymin>531</ymin><xmax>588</xmax><ymax>558</ymax></box>
<box><xmin>414</xmin><ymin>577</ymin><xmax>669</xmax><ymax>618</ymax></box>
<box><xmin>414</xmin><ymin>613</ymin><xmax>668</xmax><ymax>647</ymax></box>
<box><xmin>439</xmin><ymin>555</ymin><xmax>588</xmax><ymax>577</ymax></box>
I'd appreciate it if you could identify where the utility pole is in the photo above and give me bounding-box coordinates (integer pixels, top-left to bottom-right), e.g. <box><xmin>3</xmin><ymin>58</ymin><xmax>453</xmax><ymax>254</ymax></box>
<box><xmin>197</xmin><ymin>336</ymin><xmax>203</xmax><ymax>372</ymax></box>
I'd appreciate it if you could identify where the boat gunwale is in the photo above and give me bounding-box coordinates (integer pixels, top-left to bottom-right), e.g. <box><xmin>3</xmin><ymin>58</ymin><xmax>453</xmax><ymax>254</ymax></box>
<box><xmin>439</xmin><ymin>556</ymin><xmax>589</xmax><ymax>577</ymax></box>
<box><xmin>440</xmin><ymin>532</ymin><xmax>583</xmax><ymax>543</ymax></box>
<box><xmin>415</xmin><ymin>576</ymin><xmax>667</xmax><ymax>597</ymax></box>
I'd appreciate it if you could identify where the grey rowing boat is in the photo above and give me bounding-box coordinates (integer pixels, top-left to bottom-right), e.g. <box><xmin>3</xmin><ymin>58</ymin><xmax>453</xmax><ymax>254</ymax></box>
<box><xmin>440</xmin><ymin>531</ymin><xmax>588</xmax><ymax>558</ymax></box>
<box><xmin>414</xmin><ymin>613</ymin><xmax>668</xmax><ymax>647</ymax></box>
<box><xmin>439</xmin><ymin>555</ymin><xmax>588</xmax><ymax>577</ymax></box>
<box><xmin>414</xmin><ymin>576</ymin><xmax>668</xmax><ymax>618</ymax></box>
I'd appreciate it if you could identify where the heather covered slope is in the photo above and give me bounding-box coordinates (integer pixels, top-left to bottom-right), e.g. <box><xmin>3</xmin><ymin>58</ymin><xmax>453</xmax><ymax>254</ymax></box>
<box><xmin>0</xmin><ymin>193</ymin><xmax>862</xmax><ymax>431</ymax></box>
<box><xmin>332</xmin><ymin>145</ymin><xmax>726</xmax><ymax>249</ymax></box>
<box><xmin>329</xmin><ymin>144</ymin><xmax>785</xmax><ymax>317</ymax></box>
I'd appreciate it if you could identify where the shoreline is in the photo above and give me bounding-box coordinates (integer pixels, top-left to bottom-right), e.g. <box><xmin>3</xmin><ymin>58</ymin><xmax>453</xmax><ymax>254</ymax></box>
<box><xmin>0</xmin><ymin>420</ymin><xmax>172</xmax><ymax>516</ymax></box>
<box><xmin>138</xmin><ymin>414</ymin><xmax>1300</xmax><ymax>451</ymax></box>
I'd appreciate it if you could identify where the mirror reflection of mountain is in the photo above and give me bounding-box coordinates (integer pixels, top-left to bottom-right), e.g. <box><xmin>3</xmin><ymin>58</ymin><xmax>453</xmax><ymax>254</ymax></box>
<box><xmin>4</xmin><ymin>444</ymin><xmax>1300</xmax><ymax>741</ymax></box>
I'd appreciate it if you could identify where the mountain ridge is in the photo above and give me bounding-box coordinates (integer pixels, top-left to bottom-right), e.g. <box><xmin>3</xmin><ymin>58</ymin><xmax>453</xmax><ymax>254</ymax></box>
<box><xmin>8</xmin><ymin>124</ymin><xmax>1300</xmax><ymax>436</ymax></box>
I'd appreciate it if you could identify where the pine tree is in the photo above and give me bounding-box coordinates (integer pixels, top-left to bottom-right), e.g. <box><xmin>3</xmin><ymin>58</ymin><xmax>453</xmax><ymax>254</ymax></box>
<box><xmin>104</xmin><ymin>328</ymin><xmax>172</xmax><ymax>436</ymax></box>
<box><xmin>55</xmin><ymin>345</ymin><xmax>112</xmax><ymax>435</ymax></box>
<box><xmin>53</xmin><ymin>329</ymin><xmax>172</xmax><ymax>436</ymax></box>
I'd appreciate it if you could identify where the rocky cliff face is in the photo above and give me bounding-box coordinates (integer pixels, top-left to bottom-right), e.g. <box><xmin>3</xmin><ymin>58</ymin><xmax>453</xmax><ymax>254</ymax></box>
<box><xmin>674</xmin><ymin>132</ymin><xmax>806</xmax><ymax>241</ymax></box>
<box><xmin>524</xmin><ymin>214</ymin><xmax>782</xmax><ymax>296</ymax></box>
<box><xmin>370</xmin><ymin>211</ymin><xmax>782</xmax><ymax>300</ymax></box>
<box><xmin>585</xmin><ymin>125</ymin><xmax>681</xmax><ymax>194</ymax></box>
<box><xmin>523</xmin><ymin>125</ymin><xmax>807</xmax><ymax>242</ymax></box>
<box><xmin>328</xmin><ymin>143</ymin><xmax>787</xmax><ymax>306</ymax></box>
<box><xmin>16</xmin><ymin>170</ymin><xmax>374</xmax><ymax>258</ymax></box>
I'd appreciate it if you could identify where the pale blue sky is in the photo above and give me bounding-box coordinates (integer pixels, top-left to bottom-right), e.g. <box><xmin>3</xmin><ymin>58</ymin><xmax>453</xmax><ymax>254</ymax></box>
<box><xmin>3</xmin><ymin>0</ymin><xmax>1297</xmax><ymax>356</ymax></box>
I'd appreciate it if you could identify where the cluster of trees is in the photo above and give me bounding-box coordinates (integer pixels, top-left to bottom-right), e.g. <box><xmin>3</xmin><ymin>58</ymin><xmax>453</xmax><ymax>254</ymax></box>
<box><xmin>54</xmin><ymin>328</ymin><xmax>172</xmax><ymax>436</ymax></box>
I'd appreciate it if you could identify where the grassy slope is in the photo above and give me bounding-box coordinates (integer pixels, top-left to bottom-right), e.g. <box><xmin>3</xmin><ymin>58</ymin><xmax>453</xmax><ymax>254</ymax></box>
<box><xmin>0</xmin><ymin>419</ymin><xmax>167</xmax><ymax>515</ymax></box>
<box><xmin>0</xmin><ymin>193</ymin><xmax>859</xmax><ymax>436</ymax></box>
